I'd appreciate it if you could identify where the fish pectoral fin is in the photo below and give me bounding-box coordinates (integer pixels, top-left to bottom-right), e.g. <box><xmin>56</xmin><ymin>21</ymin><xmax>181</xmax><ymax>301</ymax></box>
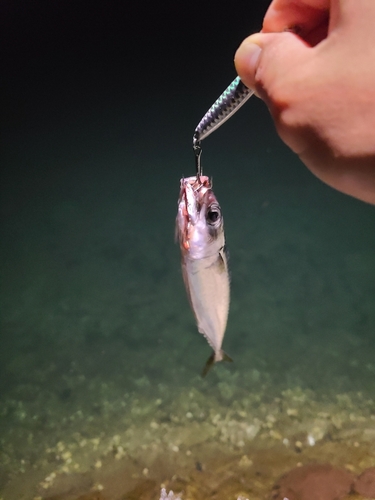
<box><xmin>201</xmin><ymin>349</ymin><xmax>233</xmax><ymax>378</ymax></box>
<box><xmin>206</xmin><ymin>252</ymin><xmax>227</xmax><ymax>274</ymax></box>
<box><xmin>215</xmin><ymin>246</ymin><xmax>229</xmax><ymax>274</ymax></box>
<box><xmin>216</xmin><ymin>253</ymin><xmax>226</xmax><ymax>273</ymax></box>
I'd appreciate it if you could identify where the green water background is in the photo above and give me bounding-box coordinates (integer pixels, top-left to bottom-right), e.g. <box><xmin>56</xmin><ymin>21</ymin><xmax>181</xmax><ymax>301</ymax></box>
<box><xmin>1</xmin><ymin>1</ymin><xmax>375</xmax><ymax>493</ymax></box>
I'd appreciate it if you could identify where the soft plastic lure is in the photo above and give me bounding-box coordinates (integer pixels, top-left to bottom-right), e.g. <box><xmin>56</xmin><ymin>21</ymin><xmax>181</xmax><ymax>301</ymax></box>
<box><xmin>193</xmin><ymin>76</ymin><xmax>254</xmax><ymax>176</ymax></box>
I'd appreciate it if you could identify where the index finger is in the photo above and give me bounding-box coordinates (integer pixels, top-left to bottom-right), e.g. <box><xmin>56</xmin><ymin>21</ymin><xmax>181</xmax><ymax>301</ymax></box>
<box><xmin>262</xmin><ymin>0</ymin><xmax>329</xmax><ymax>36</ymax></box>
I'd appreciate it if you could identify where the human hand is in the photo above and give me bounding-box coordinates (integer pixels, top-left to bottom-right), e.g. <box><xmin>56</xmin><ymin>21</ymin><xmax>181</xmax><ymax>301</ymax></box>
<box><xmin>235</xmin><ymin>0</ymin><xmax>375</xmax><ymax>205</ymax></box>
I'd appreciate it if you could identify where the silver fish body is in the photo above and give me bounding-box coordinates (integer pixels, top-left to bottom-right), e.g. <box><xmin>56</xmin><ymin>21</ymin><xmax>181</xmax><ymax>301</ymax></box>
<box><xmin>176</xmin><ymin>175</ymin><xmax>230</xmax><ymax>365</ymax></box>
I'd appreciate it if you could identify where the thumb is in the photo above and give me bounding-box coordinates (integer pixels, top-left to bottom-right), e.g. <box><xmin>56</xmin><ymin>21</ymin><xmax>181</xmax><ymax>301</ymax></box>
<box><xmin>234</xmin><ymin>31</ymin><xmax>310</xmax><ymax>104</ymax></box>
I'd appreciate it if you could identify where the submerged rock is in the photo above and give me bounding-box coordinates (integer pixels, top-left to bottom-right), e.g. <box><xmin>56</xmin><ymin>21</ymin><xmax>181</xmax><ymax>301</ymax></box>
<box><xmin>354</xmin><ymin>467</ymin><xmax>375</xmax><ymax>498</ymax></box>
<box><xmin>270</xmin><ymin>463</ymin><xmax>355</xmax><ymax>500</ymax></box>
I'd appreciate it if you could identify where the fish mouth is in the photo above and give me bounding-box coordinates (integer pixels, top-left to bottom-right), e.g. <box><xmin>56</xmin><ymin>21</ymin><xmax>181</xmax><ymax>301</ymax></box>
<box><xmin>175</xmin><ymin>176</ymin><xmax>205</xmax><ymax>252</ymax></box>
<box><xmin>179</xmin><ymin>175</ymin><xmax>212</xmax><ymax>214</ymax></box>
<box><xmin>176</xmin><ymin>175</ymin><xmax>223</xmax><ymax>253</ymax></box>
<box><xmin>180</xmin><ymin>175</ymin><xmax>211</xmax><ymax>194</ymax></box>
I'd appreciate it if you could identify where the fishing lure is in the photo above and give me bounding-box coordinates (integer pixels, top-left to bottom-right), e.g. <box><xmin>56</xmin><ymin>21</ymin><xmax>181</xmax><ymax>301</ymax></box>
<box><xmin>193</xmin><ymin>76</ymin><xmax>254</xmax><ymax>175</ymax></box>
<box><xmin>176</xmin><ymin>75</ymin><xmax>253</xmax><ymax>375</ymax></box>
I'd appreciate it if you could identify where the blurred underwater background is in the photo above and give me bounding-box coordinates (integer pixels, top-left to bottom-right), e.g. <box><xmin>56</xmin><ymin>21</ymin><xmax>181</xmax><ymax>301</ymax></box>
<box><xmin>1</xmin><ymin>1</ymin><xmax>375</xmax><ymax>499</ymax></box>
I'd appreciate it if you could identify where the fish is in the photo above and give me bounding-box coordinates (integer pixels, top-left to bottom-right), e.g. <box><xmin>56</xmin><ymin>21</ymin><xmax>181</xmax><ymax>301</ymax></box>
<box><xmin>176</xmin><ymin>174</ymin><xmax>232</xmax><ymax>375</ymax></box>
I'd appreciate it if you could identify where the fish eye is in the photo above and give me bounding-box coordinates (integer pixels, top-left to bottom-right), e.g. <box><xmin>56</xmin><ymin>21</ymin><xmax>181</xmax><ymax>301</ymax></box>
<box><xmin>207</xmin><ymin>205</ymin><xmax>221</xmax><ymax>225</ymax></box>
<box><xmin>207</xmin><ymin>210</ymin><xmax>219</xmax><ymax>222</ymax></box>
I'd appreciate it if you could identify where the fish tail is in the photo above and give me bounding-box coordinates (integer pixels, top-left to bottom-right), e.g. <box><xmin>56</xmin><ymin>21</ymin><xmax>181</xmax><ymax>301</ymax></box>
<box><xmin>201</xmin><ymin>349</ymin><xmax>233</xmax><ymax>377</ymax></box>
<box><xmin>217</xmin><ymin>349</ymin><xmax>233</xmax><ymax>363</ymax></box>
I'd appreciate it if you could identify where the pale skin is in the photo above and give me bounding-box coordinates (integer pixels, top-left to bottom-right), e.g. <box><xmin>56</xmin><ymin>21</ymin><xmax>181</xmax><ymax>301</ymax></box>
<box><xmin>235</xmin><ymin>0</ymin><xmax>375</xmax><ymax>205</ymax></box>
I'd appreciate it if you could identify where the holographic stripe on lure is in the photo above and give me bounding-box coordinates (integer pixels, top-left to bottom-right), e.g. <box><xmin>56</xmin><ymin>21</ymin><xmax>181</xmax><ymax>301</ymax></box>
<box><xmin>193</xmin><ymin>76</ymin><xmax>254</xmax><ymax>144</ymax></box>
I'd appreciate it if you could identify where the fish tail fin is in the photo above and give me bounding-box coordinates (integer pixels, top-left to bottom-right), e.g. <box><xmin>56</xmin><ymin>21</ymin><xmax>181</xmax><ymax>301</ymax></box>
<box><xmin>219</xmin><ymin>350</ymin><xmax>233</xmax><ymax>364</ymax></box>
<box><xmin>201</xmin><ymin>350</ymin><xmax>233</xmax><ymax>378</ymax></box>
<box><xmin>201</xmin><ymin>352</ymin><xmax>215</xmax><ymax>378</ymax></box>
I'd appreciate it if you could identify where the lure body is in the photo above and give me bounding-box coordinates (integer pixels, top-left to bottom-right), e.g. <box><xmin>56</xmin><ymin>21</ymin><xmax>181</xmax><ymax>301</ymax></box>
<box><xmin>194</xmin><ymin>76</ymin><xmax>254</xmax><ymax>145</ymax></box>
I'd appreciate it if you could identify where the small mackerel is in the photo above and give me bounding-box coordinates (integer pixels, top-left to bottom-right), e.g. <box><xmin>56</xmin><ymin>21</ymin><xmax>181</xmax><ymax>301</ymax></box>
<box><xmin>176</xmin><ymin>175</ymin><xmax>231</xmax><ymax>374</ymax></box>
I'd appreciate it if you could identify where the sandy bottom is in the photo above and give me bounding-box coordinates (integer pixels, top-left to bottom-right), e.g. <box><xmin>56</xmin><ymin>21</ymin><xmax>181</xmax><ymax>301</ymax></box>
<box><xmin>1</xmin><ymin>148</ymin><xmax>375</xmax><ymax>499</ymax></box>
<box><xmin>1</xmin><ymin>378</ymin><xmax>375</xmax><ymax>500</ymax></box>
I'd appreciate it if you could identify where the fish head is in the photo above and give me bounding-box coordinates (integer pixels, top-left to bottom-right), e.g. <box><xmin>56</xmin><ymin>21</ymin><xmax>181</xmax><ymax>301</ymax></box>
<box><xmin>176</xmin><ymin>175</ymin><xmax>224</xmax><ymax>259</ymax></box>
